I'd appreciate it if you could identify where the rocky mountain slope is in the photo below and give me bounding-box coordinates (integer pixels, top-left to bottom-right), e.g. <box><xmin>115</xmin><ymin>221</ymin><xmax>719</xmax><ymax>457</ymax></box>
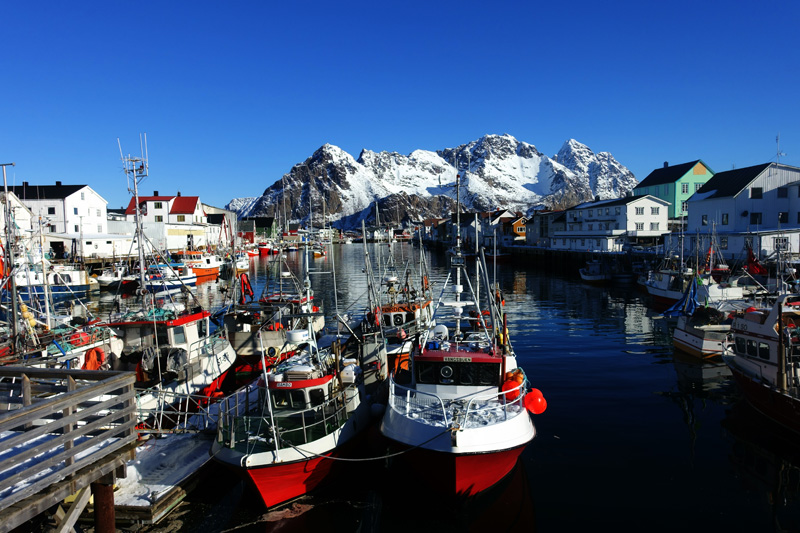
<box><xmin>226</xmin><ymin>134</ymin><xmax>638</xmax><ymax>229</ymax></box>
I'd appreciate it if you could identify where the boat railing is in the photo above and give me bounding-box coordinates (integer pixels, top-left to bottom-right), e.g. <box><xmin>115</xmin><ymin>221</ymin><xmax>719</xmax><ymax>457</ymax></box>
<box><xmin>462</xmin><ymin>382</ymin><xmax>527</xmax><ymax>428</ymax></box>
<box><xmin>218</xmin><ymin>385</ymin><xmax>354</xmax><ymax>452</ymax></box>
<box><xmin>388</xmin><ymin>378</ymin><xmax>450</xmax><ymax>426</ymax></box>
<box><xmin>190</xmin><ymin>329</ymin><xmax>230</xmax><ymax>358</ymax></box>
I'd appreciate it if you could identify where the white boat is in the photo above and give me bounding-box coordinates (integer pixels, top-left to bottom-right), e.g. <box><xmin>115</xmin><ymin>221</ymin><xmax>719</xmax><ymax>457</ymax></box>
<box><xmin>723</xmin><ymin>293</ymin><xmax>800</xmax><ymax>434</ymax></box>
<box><xmin>380</xmin><ymin>175</ymin><xmax>545</xmax><ymax>496</ymax></box>
<box><xmin>673</xmin><ymin>307</ymin><xmax>732</xmax><ymax>359</ymax></box>
<box><xmin>579</xmin><ymin>259</ymin><xmax>610</xmax><ymax>284</ymax></box>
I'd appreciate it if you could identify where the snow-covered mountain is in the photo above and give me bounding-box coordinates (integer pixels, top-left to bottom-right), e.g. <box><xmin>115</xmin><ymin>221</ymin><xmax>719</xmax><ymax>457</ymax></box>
<box><xmin>226</xmin><ymin>134</ymin><xmax>638</xmax><ymax>229</ymax></box>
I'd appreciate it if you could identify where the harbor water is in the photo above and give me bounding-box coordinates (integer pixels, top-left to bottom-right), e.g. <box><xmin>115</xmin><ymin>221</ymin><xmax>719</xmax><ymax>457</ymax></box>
<box><xmin>82</xmin><ymin>243</ymin><xmax>800</xmax><ymax>532</ymax></box>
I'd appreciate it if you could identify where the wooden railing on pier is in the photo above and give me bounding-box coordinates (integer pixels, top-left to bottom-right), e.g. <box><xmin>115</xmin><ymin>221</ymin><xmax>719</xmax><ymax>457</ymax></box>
<box><xmin>0</xmin><ymin>367</ymin><xmax>137</xmax><ymax>532</ymax></box>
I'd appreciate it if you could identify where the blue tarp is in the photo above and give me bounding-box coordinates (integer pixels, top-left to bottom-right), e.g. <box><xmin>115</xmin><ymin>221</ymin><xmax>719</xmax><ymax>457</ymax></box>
<box><xmin>663</xmin><ymin>277</ymin><xmax>699</xmax><ymax>318</ymax></box>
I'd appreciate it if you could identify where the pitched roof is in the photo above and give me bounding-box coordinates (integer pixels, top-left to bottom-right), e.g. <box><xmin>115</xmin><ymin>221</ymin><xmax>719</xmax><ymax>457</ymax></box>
<box><xmin>7</xmin><ymin>183</ymin><xmax>86</xmax><ymax>200</ymax></box>
<box><xmin>635</xmin><ymin>160</ymin><xmax>705</xmax><ymax>188</ymax></box>
<box><xmin>693</xmin><ymin>163</ymin><xmax>772</xmax><ymax>199</ymax></box>
<box><xmin>170</xmin><ymin>196</ymin><xmax>199</xmax><ymax>214</ymax></box>
<box><xmin>123</xmin><ymin>195</ymin><xmax>201</xmax><ymax>215</ymax></box>
<box><xmin>572</xmin><ymin>194</ymin><xmax>669</xmax><ymax>210</ymax></box>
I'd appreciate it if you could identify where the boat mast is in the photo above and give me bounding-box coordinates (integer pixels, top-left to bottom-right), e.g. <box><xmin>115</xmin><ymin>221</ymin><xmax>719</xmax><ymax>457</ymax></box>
<box><xmin>119</xmin><ymin>135</ymin><xmax>150</xmax><ymax>306</ymax></box>
<box><xmin>1</xmin><ymin>162</ymin><xmax>20</xmax><ymax>348</ymax></box>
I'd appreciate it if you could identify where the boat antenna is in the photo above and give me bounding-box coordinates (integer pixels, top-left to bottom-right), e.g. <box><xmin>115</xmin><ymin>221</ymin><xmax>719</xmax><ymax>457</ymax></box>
<box><xmin>119</xmin><ymin>134</ymin><xmax>150</xmax><ymax>308</ymax></box>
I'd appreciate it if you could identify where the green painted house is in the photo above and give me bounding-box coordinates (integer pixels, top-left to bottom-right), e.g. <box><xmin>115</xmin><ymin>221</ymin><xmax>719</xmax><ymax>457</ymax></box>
<box><xmin>633</xmin><ymin>160</ymin><xmax>715</xmax><ymax>220</ymax></box>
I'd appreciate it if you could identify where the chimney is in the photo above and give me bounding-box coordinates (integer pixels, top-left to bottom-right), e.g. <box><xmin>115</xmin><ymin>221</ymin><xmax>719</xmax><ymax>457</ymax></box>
<box><xmin>154</xmin><ymin>190</ymin><xmax>159</xmax><ymax>196</ymax></box>
<box><xmin>55</xmin><ymin>180</ymin><xmax>62</xmax><ymax>186</ymax></box>
<box><xmin>22</xmin><ymin>181</ymin><xmax>28</xmax><ymax>188</ymax></box>
<box><xmin>177</xmin><ymin>191</ymin><xmax>181</xmax><ymax>197</ymax></box>
<box><xmin>663</xmin><ymin>161</ymin><xmax>668</xmax><ymax>168</ymax></box>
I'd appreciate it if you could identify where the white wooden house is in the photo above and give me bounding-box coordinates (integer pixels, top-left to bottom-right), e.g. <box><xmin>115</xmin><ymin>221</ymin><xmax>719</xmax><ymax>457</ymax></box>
<box><xmin>686</xmin><ymin>162</ymin><xmax>800</xmax><ymax>260</ymax></box>
<box><xmin>552</xmin><ymin>195</ymin><xmax>670</xmax><ymax>251</ymax></box>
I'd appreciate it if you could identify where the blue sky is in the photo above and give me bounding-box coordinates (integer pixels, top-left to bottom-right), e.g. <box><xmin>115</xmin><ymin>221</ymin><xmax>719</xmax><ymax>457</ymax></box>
<box><xmin>1</xmin><ymin>1</ymin><xmax>797</xmax><ymax>210</ymax></box>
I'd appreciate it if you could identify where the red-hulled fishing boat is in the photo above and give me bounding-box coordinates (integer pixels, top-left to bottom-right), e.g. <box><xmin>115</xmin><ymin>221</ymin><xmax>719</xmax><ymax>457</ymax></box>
<box><xmin>380</xmin><ymin>176</ymin><xmax>546</xmax><ymax>496</ymax></box>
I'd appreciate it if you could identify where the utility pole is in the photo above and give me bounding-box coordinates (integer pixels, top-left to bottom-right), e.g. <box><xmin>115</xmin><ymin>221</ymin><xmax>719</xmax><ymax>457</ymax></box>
<box><xmin>1</xmin><ymin>162</ymin><xmax>20</xmax><ymax>349</ymax></box>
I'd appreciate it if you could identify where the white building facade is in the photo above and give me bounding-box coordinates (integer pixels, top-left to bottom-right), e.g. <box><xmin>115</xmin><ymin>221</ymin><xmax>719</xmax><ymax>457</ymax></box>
<box><xmin>552</xmin><ymin>195</ymin><xmax>670</xmax><ymax>251</ymax></box>
<box><xmin>686</xmin><ymin>163</ymin><xmax>800</xmax><ymax>260</ymax></box>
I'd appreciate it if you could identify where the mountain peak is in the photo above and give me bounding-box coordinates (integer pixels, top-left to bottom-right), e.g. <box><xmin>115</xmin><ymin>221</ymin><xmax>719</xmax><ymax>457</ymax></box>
<box><xmin>230</xmin><ymin>135</ymin><xmax>639</xmax><ymax>229</ymax></box>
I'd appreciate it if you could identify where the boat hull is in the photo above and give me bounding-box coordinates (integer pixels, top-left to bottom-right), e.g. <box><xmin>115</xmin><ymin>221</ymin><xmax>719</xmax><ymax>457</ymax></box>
<box><xmin>726</xmin><ymin>357</ymin><xmax>800</xmax><ymax>434</ymax></box>
<box><xmin>387</xmin><ymin>441</ymin><xmax>528</xmax><ymax>496</ymax></box>
<box><xmin>245</xmin><ymin>453</ymin><xmax>337</xmax><ymax>508</ymax></box>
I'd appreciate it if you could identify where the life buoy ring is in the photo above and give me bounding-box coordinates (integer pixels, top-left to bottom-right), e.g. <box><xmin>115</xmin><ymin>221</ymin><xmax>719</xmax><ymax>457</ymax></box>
<box><xmin>374</xmin><ymin>306</ymin><xmax>381</xmax><ymax>328</ymax></box>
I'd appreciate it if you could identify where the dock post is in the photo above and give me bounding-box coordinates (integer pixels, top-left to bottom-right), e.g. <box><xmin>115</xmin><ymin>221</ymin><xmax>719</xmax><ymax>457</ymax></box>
<box><xmin>91</xmin><ymin>473</ymin><xmax>116</xmax><ymax>533</ymax></box>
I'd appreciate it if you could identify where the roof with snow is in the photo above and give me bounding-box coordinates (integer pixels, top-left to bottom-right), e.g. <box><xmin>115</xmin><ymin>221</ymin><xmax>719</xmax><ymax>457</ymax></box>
<box><xmin>572</xmin><ymin>194</ymin><xmax>670</xmax><ymax>210</ymax></box>
<box><xmin>635</xmin><ymin>160</ymin><xmax>710</xmax><ymax>188</ymax></box>
<box><xmin>692</xmin><ymin>163</ymin><xmax>772</xmax><ymax>199</ymax></box>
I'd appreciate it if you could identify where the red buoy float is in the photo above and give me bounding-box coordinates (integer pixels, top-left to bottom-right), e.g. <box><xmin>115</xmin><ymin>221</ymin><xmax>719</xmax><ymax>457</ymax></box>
<box><xmin>502</xmin><ymin>380</ymin><xmax>521</xmax><ymax>401</ymax></box>
<box><xmin>524</xmin><ymin>388</ymin><xmax>547</xmax><ymax>414</ymax></box>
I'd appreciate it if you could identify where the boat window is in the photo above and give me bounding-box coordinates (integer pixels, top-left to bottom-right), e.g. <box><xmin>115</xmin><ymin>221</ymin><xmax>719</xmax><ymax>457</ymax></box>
<box><xmin>271</xmin><ymin>390</ymin><xmax>306</xmax><ymax>409</ymax></box>
<box><xmin>383</xmin><ymin>314</ymin><xmax>392</xmax><ymax>327</ymax></box>
<box><xmin>417</xmin><ymin>362</ymin><xmax>436</xmax><ymax>384</ymax></box>
<box><xmin>477</xmin><ymin>364</ymin><xmax>499</xmax><ymax>386</ymax></box>
<box><xmin>735</xmin><ymin>337</ymin><xmax>746</xmax><ymax>355</ymax></box>
<box><xmin>196</xmin><ymin>319</ymin><xmax>207</xmax><ymax>338</ymax></box>
<box><xmin>406</xmin><ymin>312</ymin><xmax>415</xmax><ymax>323</ymax></box>
<box><xmin>746</xmin><ymin>339</ymin><xmax>758</xmax><ymax>357</ymax></box>
<box><xmin>459</xmin><ymin>364</ymin><xmax>475</xmax><ymax>385</ymax></box>
<box><xmin>172</xmin><ymin>326</ymin><xmax>187</xmax><ymax>345</ymax></box>
<box><xmin>309</xmin><ymin>387</ymin><xmax>325</xmax><ymax>407</ymax></box>
<box><xmin>758</xmin><ymin>342</ymin><xmax>770</xmax><ymax>360</ymax></box>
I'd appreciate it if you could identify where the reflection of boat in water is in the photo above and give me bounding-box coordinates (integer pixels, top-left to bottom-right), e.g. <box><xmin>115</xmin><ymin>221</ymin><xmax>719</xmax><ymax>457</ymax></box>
<box><xmin>377</xmin><ymin>457</ymin><xmax>536</xmax><ymax>531</ymax></box>
<box><xmin>671</xmin><ymin>349</ymin><xmax>732</xmax><ymax>394</ymax></box>
<box><xmin>722</xmin><ymin>400</ymin><xmax>800</xmax><ymax>529</ymax></box>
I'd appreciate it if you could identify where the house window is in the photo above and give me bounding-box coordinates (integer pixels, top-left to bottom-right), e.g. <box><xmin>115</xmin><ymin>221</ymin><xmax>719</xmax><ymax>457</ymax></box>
<box><xmin>651</xmin><ymin>207</ymin><xmax>659</xmax><ymax>215</ymax></box>
<box><xmin>751</xmin><ymin>187</ymin><xmax>763</xmax><ymax>199</ymax></box>
<box><xmin>581</xmin><ymin>239</ymin><xmax>585</xmax><ymax>246</ymax></box>
<box><xmin>702</xmin><ymin>215</ymin><xmax>708</xmax><ymax>226</ymax></box>
<box><xmin>155</xmin><ymin>215</ymin><xmax>163</xmax><ymax>222</ymax></box>
<box><xmin>635</xmin><ymin>222</ymin><xmax>644</xmax><ymax>230</ymax></box>
<box><xmin>695</xmin><ymin>183</ymin><xmax>702</xmax><ymax>192</ymax></box>
<box><xmin>750</xmin><ymin>212</ymin><xmax>762</xmax><ymax>225</ymax></box>
<box><xmin>776</xmin><ymin>237</ymin><xmax>789</xmax><ymax>250</ymax></box>
<box><xmin>722</xmin><ymin>213</ymin><xmax>728</xmax><ymax>225</ymax></box>
<box><xmin>154</xmin><ymin>202</ymin><xmax>163</xmax><ymax>209</ymax></box>
<box><xmin>615</xmin><ymin>207</ymin><xmax>620</xmax><ymax>215</ymax></box>
<box><xmin>681</xmin><ymin>201</ymin><xmax>687</xmax><ymax>213</ymax></box>
<box><xmin>74</xmin><ymin>225</ymin><xmax>79</xmax><ymax>232</ymax></box>
<box><xmin>588</xmin><ymin>224</ymin><xmax>593</xmax><ymax>230</ymax></box>
<box><xmin>720</xmin><ymin>237</ymin><xmax>728</xmax><ymax>249</ymax></box>
<box><xmin>48</xmin><ymin>225</ymin><xmax>55</xmax><ymax>233</ymax></box>
<box><xmin>635</xmin><ymin>207</ymin><xmax>644</xmax><ymax>215</ymax></box>
<box><xmin>605</xmin><ymin>208</ymin><xmax>609</xmax><ymax>215</ymax></box>
<box><xmin>97</xmin><ymin>225</ymin><xmax>102</xmax><ymax>232</ymax></box>
<box><xmin>85</xmin><ymin>241</ymin><xmax>92</xmax><ymax>245</ymax></box>
<box><xmin>177</xmin><ymin>215</ymin><xmax>185</xmax><ymax>222</ymax></box>
<box><xmin>562</xmin><ymin>239</ymin><xmax>566</xmax><ymax>245</ymax></box>
<box><xmin>96</xmin><ymin>209</ymin><xmax>101</xmax><ymax>217</ymax></box>
<box><xmin>778</xmin><ymin>187</ymin><xmax>788</xmax><ymax>198</ymax></box>
<box><xmin>650</xmin><ymin>223</ymin><xmax>659</xmax><ymax>231</ymax></box>
<box><xmin>681</xmin><ymin>183</ymin><xmax>688</xmax><ymax>194</ymax></box>
<box><xmin>47</xmin><ymin>207</ymin><xmax>55</xmax><ymax>215</ymax></box>
<box><xmin>73</xmin><ymin>208</ymin><xmax>78</xmax><ymax>215</ymax></box>
<box><xmin>779</xmin><ymin>212</ymin><xmax>789</xmax><ymax>223</ymax></box>
<box><xmin>81</xmin><ymin>192</ymin><xmax>85</xmax><ymax>200</ymax></box>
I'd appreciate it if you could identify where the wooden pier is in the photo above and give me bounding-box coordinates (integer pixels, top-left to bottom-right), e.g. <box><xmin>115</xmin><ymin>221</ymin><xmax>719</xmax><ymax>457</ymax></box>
<box><xmin>0</xmin><ymin>367</ymin><xmax>137</xmax><ymax>533</ymax></box>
